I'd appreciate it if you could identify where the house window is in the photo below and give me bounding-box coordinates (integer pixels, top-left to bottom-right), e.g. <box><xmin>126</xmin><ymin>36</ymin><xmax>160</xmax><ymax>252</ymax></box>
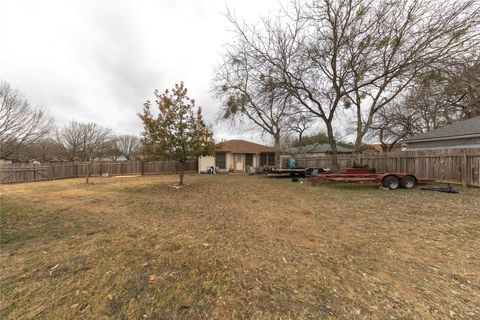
<box><xmin>236</xmin><ymin>154</ymin><xmax>242</xmax><ymax>162</ymax></box>
<box><xmin>260</xmin><ymin>153</ymin><xmax>267</xmax><ymax>166</ymax></box>
<box><xmin>267</xmin><ymin>153</ymin><xmax>275</xmax><ymax>166</ymax></box>
<box><xmin>260</xmin><ymin>153</ymin><xmax>275</xmax><ymax>166</ymax></box>
<box><xmin>216</xmin><ymin>153</ymin><xmax>226</xmax><ymax>169</ymax></box>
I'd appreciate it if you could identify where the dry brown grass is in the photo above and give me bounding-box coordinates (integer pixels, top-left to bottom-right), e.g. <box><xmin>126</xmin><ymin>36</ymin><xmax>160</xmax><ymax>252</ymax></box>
<box><xmin>1</xmin><ymin>174</ymin><xmax>479</xmax><ymax>319</ymax></box>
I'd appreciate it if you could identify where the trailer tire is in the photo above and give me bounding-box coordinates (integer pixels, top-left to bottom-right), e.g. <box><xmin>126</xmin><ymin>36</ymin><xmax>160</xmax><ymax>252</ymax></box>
<box><xmin>400</xmin><ymin>175</ymin><xmax>416</xmax><ymax>189</ymax></box>
<box><xmin>383</xmin><ymin>175</ymin><xmax>400</xmax><ymax>190</ymax></box>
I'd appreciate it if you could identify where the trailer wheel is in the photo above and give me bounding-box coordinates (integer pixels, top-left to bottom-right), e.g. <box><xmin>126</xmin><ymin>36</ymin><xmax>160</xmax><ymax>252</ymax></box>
<box><xmin>383</xmin><ymin>175</ymin><xmax>400</xmax><ymax>190</ymax></box>
<box><xmin>400</xmin><ymin>175</ymin><xmax>416</xmax><ymax>189</ymax></box>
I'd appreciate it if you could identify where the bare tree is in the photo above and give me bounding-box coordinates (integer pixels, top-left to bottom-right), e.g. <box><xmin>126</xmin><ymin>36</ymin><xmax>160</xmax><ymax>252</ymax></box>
<box><xmin>339</xmin><ymin>0</ymin><xmax>480</xmax><ymax>157</ymax></box>
<box><xmin>0</xmin><ymin>81</ymin><xmax>53</xmax><ymax>159</ymax></box>
<box><xmin>445</xmin><ymin>61</ymin><xmax>480</xmax><ymax>119</ymax></box>
<box><xmin>282</xmin><ymin>112</ymin><xmax>317</xmax><ymax>158</ymax></box>
<box><xmin>213</xmin><ymin>42</ymin><xmax>296</xmax><ymax>167</ymax></box>
<box><xmin>57</xmin><ymin>121</ymin><xmax>112</xmax><ymax>183</ymax></box>
<box><xmin>56</xmin><ymin>121</ymin><xmax>83</xmax><ymax>161</ymax></box>
<box><xmin>409</xmin><ymin>61</ymin><xmax>480</xmax><ymax>129</ymax></box>
<box><xmin>370</xmin><ymin>59</ymin><xmax>480</xmax><ymax>149</ymax></box>
<box><xmin>114</xmin><ymin>135</ymin><xmax>140</xmax><ymax>160</ymax></box>
<box><xmin>369</xmin><ymin>101</ymin><xmax>418</xmax><ymax>152</ymax></box>
<box><xmin>221</xmin><ymin>0</ymin><xmax>480</xmax><ymax>168</ymax></box>
<box><xmin>221</xmin><ymin>3</ymin><xmax>361</xmax><ymax>170</ymax></box>
<box><xmin>14</xmin><ymin>137</ymin><xmax>63</xmax><ymax>163</ymax></box>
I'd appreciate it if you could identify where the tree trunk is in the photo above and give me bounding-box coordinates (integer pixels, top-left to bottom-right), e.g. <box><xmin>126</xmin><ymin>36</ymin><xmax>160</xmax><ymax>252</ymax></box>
<box><xmin>350</xmin><ymin>133</ymin><xmax>365</xmax><ymax>164</ymax></box>
<box><xmin>179</xmin><ymin>161</ymin><xmax>185</xmax><ymax>186</ymax></box>
<box><xmin>351</xmin><ymin>103</ymin><xmax>376</xmax><ymax>162</ymax></box>
<box><xmin>273</xmin><ymin>134</ymin><xmax>282</xmax><ymax>169</ymax></box>
<box><xmin>86</xmin><ymin>161</ymin><xmax>91</xmax><ymax>184</ymax></box>
<box><xmin>326</xmin><ymin>123</ymin><xmax>339</xmax><ymax>171</ymax></box>
<box><xmin>351</xmin><ymin>110</ymin><xmax>368</xmax><ymax>162</ymax></box>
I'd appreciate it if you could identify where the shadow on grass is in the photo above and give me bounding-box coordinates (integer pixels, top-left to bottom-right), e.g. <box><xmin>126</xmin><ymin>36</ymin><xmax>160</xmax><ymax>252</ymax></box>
<box><xmin>262</xmin><ymin>175</ymin><xmax>303</xmax><ymax>179</ymax></box>
<box><xmin>318</xmin><ymin>182</ymin><xmax>381</xmax><ymax>190</ymax></box>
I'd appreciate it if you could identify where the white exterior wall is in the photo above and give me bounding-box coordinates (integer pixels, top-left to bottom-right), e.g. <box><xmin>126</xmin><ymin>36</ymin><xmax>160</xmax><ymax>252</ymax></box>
<box><xmin>192</xmin><ymin>151</ymin><xmax>274</xmax><ymax>173</ymax></box>
<box><xmin>226</xmin><ymin>153</ymin><xmax>234</xmax><ymax>171</ymax></box>
<box><xmin>198</xmin><ymin>156</ymin><xmax>215</xmax><ymax>173</ymax></box>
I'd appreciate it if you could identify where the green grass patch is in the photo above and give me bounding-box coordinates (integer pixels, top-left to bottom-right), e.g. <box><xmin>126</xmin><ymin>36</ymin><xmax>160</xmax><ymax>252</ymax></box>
<box><xmin>0</xmin><ymin>201</ymin><xmax>32</xmax><ymax>219</ymax></box>
<box><xmin>0</xmin><ymin>201</ymin><xmax>31</xmax><ymax>247</ymax></box>
<box><xmin>0</xmin><ymin>229</ymin><xmax>24</xmax><ymax>246</ymax></box>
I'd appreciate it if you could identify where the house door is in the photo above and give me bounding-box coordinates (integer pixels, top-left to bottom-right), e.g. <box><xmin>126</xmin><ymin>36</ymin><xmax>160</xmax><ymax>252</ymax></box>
<box><xmin>235</xmin><ymin>154</ymin><xmax>243</xmax><ymax>171</ymax></box>
<box><xmin>245</xmin><ymin>154</ymin><xmax>253</xmax><ymax>168</ymax></box>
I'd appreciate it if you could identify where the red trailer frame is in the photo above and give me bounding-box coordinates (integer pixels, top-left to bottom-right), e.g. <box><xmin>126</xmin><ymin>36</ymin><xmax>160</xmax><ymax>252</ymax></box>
<box><xmin>310</xmin><ymin>168</ymin><xmax>433</xmax><ymax>190</ymax></box>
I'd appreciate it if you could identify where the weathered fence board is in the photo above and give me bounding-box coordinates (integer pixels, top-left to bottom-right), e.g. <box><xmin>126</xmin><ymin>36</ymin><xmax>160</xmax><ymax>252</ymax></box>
<box><xmin>290</xmin><ymin>149</ymin><xmax>480</xmax><ymax>187</ymax></box>
<box><xmin>0</xmin><ymin>160</ymin><xmax>198</xmax><ymax>184</ymax></box>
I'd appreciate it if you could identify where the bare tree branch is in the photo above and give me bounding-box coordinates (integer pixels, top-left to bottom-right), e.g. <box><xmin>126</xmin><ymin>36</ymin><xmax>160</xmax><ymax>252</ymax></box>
<box><xmin>0</xmin><ymin>81</ymin><xmax>53</xmax><ymax>159</ymax></box>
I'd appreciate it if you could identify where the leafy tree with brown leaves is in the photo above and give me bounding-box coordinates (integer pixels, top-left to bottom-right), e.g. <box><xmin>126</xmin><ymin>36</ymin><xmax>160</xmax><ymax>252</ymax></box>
<box><xmin>138</xmin><ymin>82</ymin><xmax>215</xmax><ymax>186</ymax></box>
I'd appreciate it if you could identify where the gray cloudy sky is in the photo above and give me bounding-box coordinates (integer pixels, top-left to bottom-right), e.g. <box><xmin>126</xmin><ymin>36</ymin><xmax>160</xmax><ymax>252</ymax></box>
<box><xmin>0</xmin><ymin>0</ymin><xmax>281</xmax><ymax>142</ymax></box>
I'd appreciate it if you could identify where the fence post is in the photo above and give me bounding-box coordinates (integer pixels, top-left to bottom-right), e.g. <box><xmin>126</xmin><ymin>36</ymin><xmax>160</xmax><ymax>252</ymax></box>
<box><xmin>396</xmin><ymin>156</ymin><xmax>401</xmax><ymax>172</ymax></box>
<box><xmin>461</xmin><ymin>154</ymin><xmax>468</xmax><ymax>187</ymax></box>
<box><xmin>141</xmin><ymin>162</ymin><xmax>145</xmax><ymax>176</ymax></box>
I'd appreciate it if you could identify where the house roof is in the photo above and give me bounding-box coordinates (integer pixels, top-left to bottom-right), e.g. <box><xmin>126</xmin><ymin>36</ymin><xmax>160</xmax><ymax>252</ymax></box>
<box><xmin>285</xmin><ymin>143</ymin><xmax>353</xmax><ymax>154</ymax></box>
<box><xmin>215</xmin><ymin>140</ymin><xmax>275</xmax><ymax>153</ymax></box>
<box><xmin>403</xmin><ymin>116</ymin><xmax>480</xmax><ymax>143</ymax></box>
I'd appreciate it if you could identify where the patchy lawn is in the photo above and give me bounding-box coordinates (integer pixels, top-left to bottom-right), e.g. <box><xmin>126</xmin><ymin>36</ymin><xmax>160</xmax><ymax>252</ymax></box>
<box><xmin>0</xmin><ymin>174</ymin><xmax>479</xmax><ymax>319</ymax></box>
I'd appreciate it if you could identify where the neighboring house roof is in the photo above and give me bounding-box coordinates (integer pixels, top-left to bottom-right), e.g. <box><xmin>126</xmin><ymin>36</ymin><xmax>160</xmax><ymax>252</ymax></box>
<box><xmin>403</xmin><ymin>116</ymin><xmax>480</xmax><ymax>143</ymax></box>
<box><xmin>285</xmin><ymin>143</ymin><xmax>353</xmax><ymax>154</ymax></box>
<box><xmin>216</xmin><ymin>140</ymin><xmax>275</xmax><ymax>153</ymax></box>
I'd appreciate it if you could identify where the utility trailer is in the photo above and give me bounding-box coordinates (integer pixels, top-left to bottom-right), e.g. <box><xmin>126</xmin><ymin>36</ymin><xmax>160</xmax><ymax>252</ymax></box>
<box><xmin>310</xmin><ymin>167</ymin><xmax>433</xmax><ymax>190</ymax></box>
<box><xmin>271</xmin><ymin>167</ymin><xmax>328</xmax><ymax>177</ymax></box>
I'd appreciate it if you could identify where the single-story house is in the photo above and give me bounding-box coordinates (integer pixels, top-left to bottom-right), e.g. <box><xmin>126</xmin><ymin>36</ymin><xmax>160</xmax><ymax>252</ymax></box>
<box><xmin>402</xmin><ymin>116</ymin><xmax>480</xmax><ymax>150</ymax></box>
<box><xmin>198</xmin><ymin>139</ymin><xmax>276</xmax><ymax>173</ymax></box>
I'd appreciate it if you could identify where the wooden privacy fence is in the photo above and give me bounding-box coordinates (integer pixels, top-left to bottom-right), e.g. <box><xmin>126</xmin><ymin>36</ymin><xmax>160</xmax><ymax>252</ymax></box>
<box><xmin>0</xmin><ymin>160</ymin><xmax>198</xmax><ymax>184</ymax></box>
<box><xmin>290</xmin><ymin>149</ymin><xmax>480</xmax><ymax>187</ymax></box>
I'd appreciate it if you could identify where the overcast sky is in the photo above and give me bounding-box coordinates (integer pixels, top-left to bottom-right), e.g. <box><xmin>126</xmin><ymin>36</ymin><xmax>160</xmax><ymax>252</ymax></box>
<box><xmin>1</xmin><ymin>0</ymin><xmax>288</xmax><ymax>143</ymax></box>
